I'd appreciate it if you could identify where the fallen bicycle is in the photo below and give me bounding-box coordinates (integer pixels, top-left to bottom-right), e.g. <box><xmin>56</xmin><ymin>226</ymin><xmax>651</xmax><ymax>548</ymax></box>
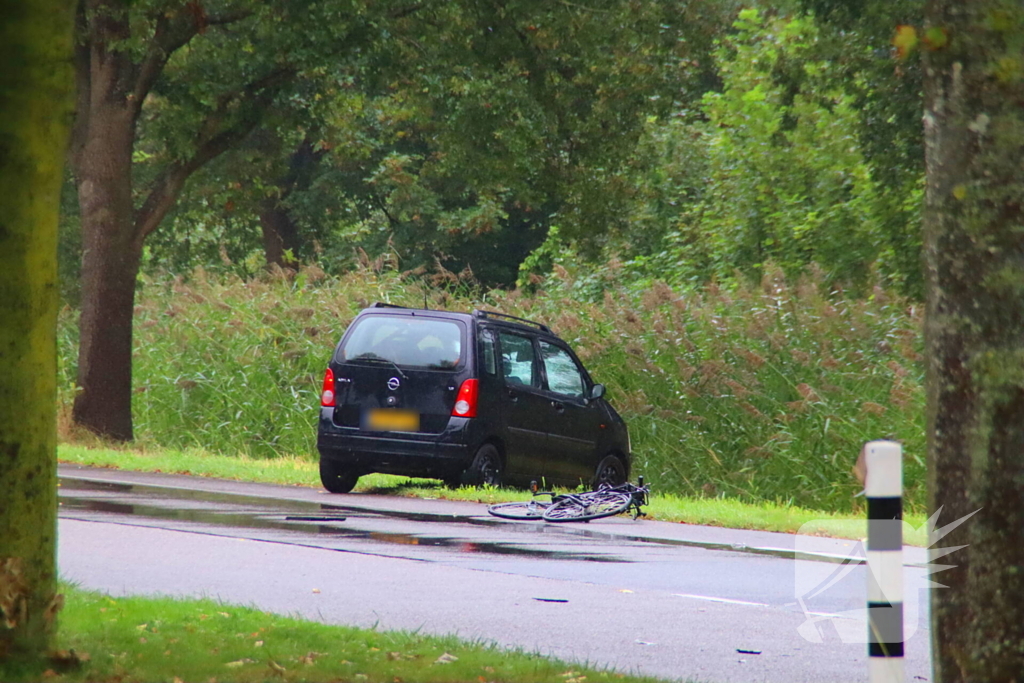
<box><xmin>487</xmin><ymin>477</ymin><xmax>650</xmax><ymax>522</ymax></box>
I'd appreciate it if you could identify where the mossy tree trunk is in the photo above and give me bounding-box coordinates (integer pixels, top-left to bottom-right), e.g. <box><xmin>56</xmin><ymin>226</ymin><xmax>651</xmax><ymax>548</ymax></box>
<box><xmin>0</xmin><ymin>0</ymin><xmax>75</xmax><ymax>664</ymax></box>
<box><xmin>923</xmin><ymin>2</ymin><xmax>1024</xmax><ymax>680</ymax></box>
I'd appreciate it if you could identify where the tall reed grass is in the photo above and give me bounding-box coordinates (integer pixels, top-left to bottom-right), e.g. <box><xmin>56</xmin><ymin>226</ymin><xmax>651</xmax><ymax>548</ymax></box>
<box><xmin>57</xmin><ymin>263</ymin><xmax>925</xmax><ymax>512</ymax></box>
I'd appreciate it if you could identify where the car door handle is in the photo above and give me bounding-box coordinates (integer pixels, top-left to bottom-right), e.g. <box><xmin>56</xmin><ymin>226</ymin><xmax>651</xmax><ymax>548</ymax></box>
<box><xmin>551</xmin><ymin>401</ymin><xmax>565</xmax><ymax>413</ymax></box>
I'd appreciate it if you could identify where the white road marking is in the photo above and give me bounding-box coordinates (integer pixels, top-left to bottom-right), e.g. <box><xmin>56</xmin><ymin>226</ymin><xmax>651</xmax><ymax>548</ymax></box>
<box><xmin>672</xmin><ymin>593</ymin><xmax>769</xmax><ymax>608</ymax></box>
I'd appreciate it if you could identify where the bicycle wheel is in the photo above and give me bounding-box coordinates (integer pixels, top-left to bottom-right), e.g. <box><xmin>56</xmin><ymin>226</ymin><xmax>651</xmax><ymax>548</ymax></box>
<box><xmin>542</xmin><ymin>491</ymin><xmax>631</xmax><ymax>522</ymax></box>
<box><xmin>488</xmin><ymin>499</ymin><xmax>550</xmax><ymax>520</ymax></box>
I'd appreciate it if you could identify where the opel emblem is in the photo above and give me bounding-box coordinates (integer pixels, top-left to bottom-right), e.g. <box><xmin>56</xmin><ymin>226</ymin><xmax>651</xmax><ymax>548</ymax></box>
<box><xmin>387</xmin><ymin>377</ymin><xmax>401</xmax><ymax>391</ymax></box>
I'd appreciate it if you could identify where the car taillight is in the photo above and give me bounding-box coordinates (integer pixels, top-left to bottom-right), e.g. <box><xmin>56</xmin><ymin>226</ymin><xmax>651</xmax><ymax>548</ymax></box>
<box><xmin>451</xmin><ymin>379</ymin><xmax>478</xmax><ymax>418</ymax></box>
<box><xmin>321</xmin><ymin>368</ymin><xmax>336</xmax><ymax>407</ymax></box>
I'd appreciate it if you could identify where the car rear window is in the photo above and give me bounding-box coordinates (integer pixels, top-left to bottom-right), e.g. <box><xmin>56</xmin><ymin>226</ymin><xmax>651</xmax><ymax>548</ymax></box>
<box><xmin>339</xmin><ymin>315</ymin><xmax>463</xmax><ymax>369</ymax></box>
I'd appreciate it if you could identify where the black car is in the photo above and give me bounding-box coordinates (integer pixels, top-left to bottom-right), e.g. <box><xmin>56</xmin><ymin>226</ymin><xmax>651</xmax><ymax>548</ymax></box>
<box><xmin>316</xmin><ymin>304</ymin><xmax>630</xmax><ymax>493</ymax></box>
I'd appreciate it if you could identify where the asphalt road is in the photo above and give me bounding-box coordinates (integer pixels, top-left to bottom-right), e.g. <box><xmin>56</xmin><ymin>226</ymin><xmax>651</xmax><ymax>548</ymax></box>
<box><xmin>57</xmin><ymin>464</ymin><xmax>932</xmax><ymax>682</ymax></box>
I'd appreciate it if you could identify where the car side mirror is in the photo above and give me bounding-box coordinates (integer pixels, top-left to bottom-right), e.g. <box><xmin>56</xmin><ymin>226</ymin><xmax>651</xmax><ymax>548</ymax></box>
<box><xmin>589</xmin><ymin>384</ymin><xmax>606</xmax><ymax>400</ymax></box>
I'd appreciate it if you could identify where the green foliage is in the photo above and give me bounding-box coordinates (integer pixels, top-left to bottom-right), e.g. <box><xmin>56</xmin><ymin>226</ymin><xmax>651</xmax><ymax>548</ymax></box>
<box><xmin>58</xmin><ymin>265</ymin><xmax>926</xmax><ymax>512</ymax></box>
<box><xmin>546</xmin><ymin>4</ymin><xmax>926</xmax><ymax>299</ymax></box>
<box><xmin>131</xmin><ymin>0</ymin><xmax>735</xmax><ymax>288</ymax></box>
<box><xmin>699</xmin><ymin>10</ymin><xmax>887</xmax><ymax>287</ymax></box>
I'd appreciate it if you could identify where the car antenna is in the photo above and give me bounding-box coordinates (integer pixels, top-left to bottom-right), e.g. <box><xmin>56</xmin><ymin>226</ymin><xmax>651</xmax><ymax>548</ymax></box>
<box><xmin>423</xmin><ymin>291</ymin><xmax>429</xmax><ymax>310</ymax></box>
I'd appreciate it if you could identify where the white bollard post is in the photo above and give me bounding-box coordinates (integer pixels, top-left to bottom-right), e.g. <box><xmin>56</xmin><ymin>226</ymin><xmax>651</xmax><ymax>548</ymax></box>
<box><xmin>864</xmin><ymin>440</ymin><xmax>904</xmax><ymax>683</ymax></box>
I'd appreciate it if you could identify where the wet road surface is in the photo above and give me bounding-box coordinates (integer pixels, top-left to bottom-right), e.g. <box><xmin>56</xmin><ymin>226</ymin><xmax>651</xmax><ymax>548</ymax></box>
<box><xmin>57</xmin><ymin>465</ymin><xmax>932</xmax><ymax>682</ymax></box>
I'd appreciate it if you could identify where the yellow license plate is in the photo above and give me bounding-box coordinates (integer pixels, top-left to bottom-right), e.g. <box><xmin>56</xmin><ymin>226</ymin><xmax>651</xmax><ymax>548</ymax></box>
<box><xmin>364</xmin><ymin>409</ymin><xmax>420</xmax><ymax>432</ymax></box>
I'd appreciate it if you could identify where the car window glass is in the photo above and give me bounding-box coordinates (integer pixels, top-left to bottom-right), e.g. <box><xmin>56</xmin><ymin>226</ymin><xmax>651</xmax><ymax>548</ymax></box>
<box><xmin>340</xmin><ymin>316</ymin><xmax>462</xmax><ymax>369</ymax></box>
<box><xmin>479</xmin><ymin>330</ymin><xmax>497</xmax><ymax>376</ymax></box>
<box><xmin>540</xmin><ymin>341</ymin><xmax>585</xmax><ymax>398</ymax></box>
<box><xmin>499</xmin><ymin>333</ymin><xmax>539</xmax><ymax>388</ymax></box>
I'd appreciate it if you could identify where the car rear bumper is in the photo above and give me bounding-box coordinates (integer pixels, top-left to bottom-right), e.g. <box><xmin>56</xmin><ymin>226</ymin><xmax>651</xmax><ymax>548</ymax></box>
<box><xmin>317</xmin><ymin>409</ymin><xmax>475</xmax><ymax>477</ymax></box>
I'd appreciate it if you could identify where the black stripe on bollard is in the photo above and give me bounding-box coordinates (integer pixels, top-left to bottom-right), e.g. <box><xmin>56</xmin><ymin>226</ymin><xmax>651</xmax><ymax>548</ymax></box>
<box><xmin>867</xmin><ymin>497</ymin><xmax>903</xmax><ymax>551</ymax></box>
<box><xmin>867</xmin><ymin>602</ymin><xmax>905</xmax><ymax>657</ymax></box>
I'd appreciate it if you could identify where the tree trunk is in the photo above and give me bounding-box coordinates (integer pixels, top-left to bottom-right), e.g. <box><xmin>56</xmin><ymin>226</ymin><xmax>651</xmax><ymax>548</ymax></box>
<box><xmin>923</xmin><ymin>3</ymin><xmax>1024</xmax><ymax>680</ymax></box>
<box><xmin>260</xmin><ymin>200</ymin><xmax>302</xmax><ymax>268</ymax></box>
<box><xmin>0</xmin><ymin>0</ymin><xmax>75</xmax><ymax>664</ymax></box>
<box><xmin>68</xmin><ymin>2</ymin><xmax>267</xmax><ymax>441</ymax></box>
<box><xmin>70</xmin><ymin>69</ymin><xmax>141</xmax><ymax>441</ymax></box>
<box><xmin>258</xmin><ymin>137</ymin><xmax>319</xmax><ymax>267</ymax></box>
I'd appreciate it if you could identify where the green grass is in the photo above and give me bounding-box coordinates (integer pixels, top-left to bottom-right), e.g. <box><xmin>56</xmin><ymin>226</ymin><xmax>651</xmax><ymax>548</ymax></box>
<box><xmin>0</xmin><ymin>585</ymin><xmax>669</xmax><ymax>683</ymax></box>
<box><xmin>57</xmin><ymin>264</ymin><xmax>926</xmax><ymax>513</ymax></box>
<box><xmin>58</xmin><ymin>443</ymin><xmax>928</xmax><ymax>545</ymax></box>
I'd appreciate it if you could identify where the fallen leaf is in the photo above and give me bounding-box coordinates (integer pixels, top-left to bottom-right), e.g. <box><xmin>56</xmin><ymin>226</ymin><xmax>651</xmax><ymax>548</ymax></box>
<box><xmin>136</xmin><ymin>623</ymin><xmax>149</xmax><ymax>631</ymax></box>
<box><xmin>387</xmin><ymin>652</ymin><xmax>402</xmax><ymax>661</ymax></box>
<box><xmin>736</xmin><ymin>648</ymin><xmax>762</xmax><ymax>655</ymax></box>
<box><xmin>255</xmin><ymin>640</ymin><xmax>264</xmax><ymax>647</ymax></box>
<box><xmin>172</xmin><ymin>678</ymin><xmax>183</xmax><ymax>683</ymax></box>
<box><xmin>139</xmin><ymin>637</ymin><xmax>147</xmax><ymax>644</ymax></box>
<box><xmin>618</xmin><ymin>589</ymin><xmax>634</xmax><ymax>594</ymax></box>
<box><xmin>312</xmin><ymin>588</ymin><xmax>321</xmax><ymax>594</ymax></box>
<box><xmin>225</xmin><ymin>661</ymin><xmax>245</xmax><ymax>668</ymax></box>
<box><xmin>268</xmin><ymin>659</ymin><xmax>286</xmax><ymax>674</ymax></box>
<box><xmin>435</xmin><ymin>652</ymin><xmax>459</xmax><ymax>664</ymax></box>
<box><xmin>218</xmin><ymin>612</ymin><xmax>231</xmax><ymax>618</ymax></box>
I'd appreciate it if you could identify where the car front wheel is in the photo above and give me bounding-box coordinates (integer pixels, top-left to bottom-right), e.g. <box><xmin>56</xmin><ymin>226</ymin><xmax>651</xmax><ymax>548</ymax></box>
<box><xmin>463</xmin><ymin>443</ymin><xmax>503</xmax><ymax>487</ymax></box>
<box><xmin>320</xmin><ymin>458</ymin><xmax>359</xmax><ymax>493</ymax></box>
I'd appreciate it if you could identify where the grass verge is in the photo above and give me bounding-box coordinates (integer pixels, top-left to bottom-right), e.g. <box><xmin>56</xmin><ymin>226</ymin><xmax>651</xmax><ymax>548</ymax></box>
<box><xmin>0</xmin><ymin>585</ymin><xmax>666</xmax><ymax>683</ymax></box>
<box><xmin>58</xmin><ymin>443</ymin><xmax>927</xmax><ymax>544</ymax></box>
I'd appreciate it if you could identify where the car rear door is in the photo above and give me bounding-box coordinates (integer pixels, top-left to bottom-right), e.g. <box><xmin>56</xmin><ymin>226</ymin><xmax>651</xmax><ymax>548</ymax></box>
<box><xmin>537</xmin><ymin>339</ymin><xmax>603</xmax><ymax>484</ymax></box>
<box><xmin>495</xmin><ymin>330</ymin><xmax>552</xmax><ymax>478</ymax></box>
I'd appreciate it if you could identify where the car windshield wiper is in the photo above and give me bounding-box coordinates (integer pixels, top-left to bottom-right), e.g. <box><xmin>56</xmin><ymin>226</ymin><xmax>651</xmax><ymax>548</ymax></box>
<box><xmin>351</xmin><ymin>354</ymin><xmax>408</xmax><ymax>380</ymax></box>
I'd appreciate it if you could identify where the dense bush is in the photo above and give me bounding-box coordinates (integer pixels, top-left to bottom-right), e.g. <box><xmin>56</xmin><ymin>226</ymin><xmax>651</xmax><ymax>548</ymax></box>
<box><xmin>58</xmin><ymin>264</ymin><xmax>925</xmax><ymax>512</ymax></box>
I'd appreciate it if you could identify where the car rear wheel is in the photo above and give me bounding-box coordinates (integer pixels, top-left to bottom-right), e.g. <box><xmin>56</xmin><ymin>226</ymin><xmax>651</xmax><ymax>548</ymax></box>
<box><xmin>463</xmin><ymin>443</ymin><xmax>503</xmax><ymax>487</ymax></box>
<box><xmin>592</xmin><ymin>454</ymin><xmax>627</xmax><ymax>488</ymax></box>
<box><xmin>320</xmin><ymin>458</ymin><xmax>359</xmax><ymax>493</ymax></box>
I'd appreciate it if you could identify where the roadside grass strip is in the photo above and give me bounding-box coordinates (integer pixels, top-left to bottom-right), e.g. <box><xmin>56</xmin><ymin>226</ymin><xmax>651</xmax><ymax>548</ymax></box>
<box><xmin>0</xmin><ymin>586</ymin><xmax>667</xmax><ymax>683</ymax></box>
<box><xmin>58</xmin><ymin>443</ymin><xmax>926</xmax><ymax>545</ymax></box>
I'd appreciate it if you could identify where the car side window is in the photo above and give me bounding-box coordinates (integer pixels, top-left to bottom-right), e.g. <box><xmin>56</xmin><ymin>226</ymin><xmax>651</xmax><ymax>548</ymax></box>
<box><xmin>539</xmin><ymin>341</ymin><xmax>585</xmax><ymax>398</ymax></box>
<box><xmin>479</xmin><ymin>329</ymin><xmax>497</xmax><ymax>376</ymax></box>
<box><xmin>498</xmin><ymin>332</ymin><xmax>540</xmax><ymax>389</ymax></box>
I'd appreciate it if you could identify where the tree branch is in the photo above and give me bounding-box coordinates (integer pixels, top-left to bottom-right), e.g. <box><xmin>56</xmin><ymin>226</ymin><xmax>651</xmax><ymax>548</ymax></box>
<box><xmin>389</xmin><ymin>3</ymin><xmax>427</xmax><ymax>20</ymax></box>
<box><xmin>132</xmin><ymin>7</ymin><xmax>254</xmax><ymax>117</ymax></box>
<box><xmin>132</xmin><ymin>67</ymin><xmax>295</xmax><ymax>245</ymax></box>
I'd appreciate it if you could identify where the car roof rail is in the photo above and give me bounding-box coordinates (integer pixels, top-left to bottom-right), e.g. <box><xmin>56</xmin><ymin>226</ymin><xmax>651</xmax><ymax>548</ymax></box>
<box><xmin>370</xmin><ymin>302</ymin><xmax>409</xmax><ymax>309</ymax></box>
<box><xmin>472</xmin><ymin>309</ymin><xmax>551</xmax><ymax>333</ymax></box>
